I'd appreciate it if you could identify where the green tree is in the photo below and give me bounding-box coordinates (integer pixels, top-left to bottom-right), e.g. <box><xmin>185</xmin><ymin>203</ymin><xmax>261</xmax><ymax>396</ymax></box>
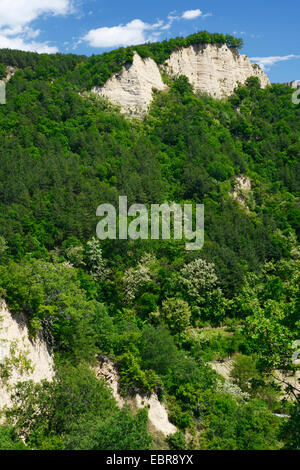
<box><xmin>66</xmin><ymin>408</ymin><xmax>152</xmax><ymax>450</ymax></box>
<box><xmin>280</xmin><ymin>401</ymin><xmax>300</xmax><ymax>449</ymax></box>
<box><xmin>0</xmin><ymin>425</ymin><xmax>27</xmax><ymax>450</ymax></box>
<box><xmin>161</xmin><ymin>298</ymin><xmax>191</xmax><ymax>334</ymax></box>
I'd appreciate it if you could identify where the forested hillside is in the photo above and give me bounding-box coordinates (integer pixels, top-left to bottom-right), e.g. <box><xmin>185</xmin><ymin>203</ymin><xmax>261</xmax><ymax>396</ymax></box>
<box><xmin>0</xmin><ymin>35</ymin><xmax>299</xmax><ymax>450</ymax></box>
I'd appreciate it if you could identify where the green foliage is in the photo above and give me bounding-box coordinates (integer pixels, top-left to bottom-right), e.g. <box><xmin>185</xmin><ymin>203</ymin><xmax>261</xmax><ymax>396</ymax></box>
<box><xmin>179</xmin><ymin>259</ymin><xmax>226</xmax><ymax>323</ymax></box>
<box><xmin>0</xmin><ymin>52</ymin><xmax>298</xmax><ymax>298</ymax></box>
<box><xmin>66</xmin><ymin>408</ymin><xmax>152</xmax><ymax>450</ymax></box>
<box><xmin>171</xmin><ymin>76</ymin><xmax>194</xmax><ymax>96</ymax></box>
<box><xmin>161</xmin><ymin>297</ymin><xmax>191</xmax><ymax>333</ymax></box>
<box><xmin>184</xmin><ymin>328</ymin><xmax>245</xmax><ymax>363</ymax></box>
<box><xmin>0</xmin><ymin>49</ymin><xmax>85</xmax><ymax>74</ymax></box>
<box><xmin>167</xmin><ymin>430</ymin><xmax>186</xmax><ymax>450</ymax></box>
<box><xmin>5</xmin><ymin>363</ymin><xmax>152</xmax><ymax>450</ymax></box>
<box><xmin>238</xmin><ymin>260</ymin><xmax>300</xmax><ymax>376</ymax></box>
<box><xmin>140</xmin><ymin>324</ymin><xmax>180</xmax><ymax>375</ymax></box>
<box><xmin>71</xmin><ymin>47</ymin><xmax>134</xmax><ymax>89</ymax></box>
<box><xmin>0</xmin><ymin>425</ymin><xmax>27</xmax><ymax>450</ymax></box>
<box><xmin>0</xmin><ymin>259</ymin><xmax>98</xmax><ymax>362</ymax></box>
<box><xmin>86</xmin><ymin>237</ymin><xmax>108</xmax><ymax>281</ymax></box>
<box><xmin>134</xmin><ymin>32</ymin><xmax>243</xmax><ymax>65</ymax></box>
<box><xmin>280</xmin><ymin>401</ymin><xmax>300</xmax><ymax>449</ymax></box>
<box><xmin>118</xmin><ymin>351</ymin><xmax>159</xmax><ymax>395</ymax></box>
<box><xmin>0</xmin><ymin>38</ymin><xmax>299</xmax><ymax>451</ymax></box>
<box><xmin>0</xmin><ymin>64</ymin><xmax>6</xmax><ymax>80</ymax></box>
<box><xmin>231</xmin><ymin>355</ymin><xmax>259</xmax><ymax>393</ymax></box>
<box><xmin>200</xmin><ymin>396</ymin><xmax>281</xmax><ymax>450</ymax></box>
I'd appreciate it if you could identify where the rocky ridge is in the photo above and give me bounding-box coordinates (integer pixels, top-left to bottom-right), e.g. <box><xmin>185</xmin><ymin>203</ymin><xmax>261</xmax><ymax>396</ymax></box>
<box><xmin>92</xmin><ymin>43</ymin><xmax>270</xmax><ymax>116</ymax></box>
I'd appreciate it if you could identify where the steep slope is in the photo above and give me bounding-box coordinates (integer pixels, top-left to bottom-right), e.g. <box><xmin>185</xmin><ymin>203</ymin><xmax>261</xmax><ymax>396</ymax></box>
<box><xmin>92</xmin><ymin>52</ymin><xmax>168</xmax><ymax>116</ymax></box>
<box><xmin>95</xmin><ymin>356</ymin><xmax>177</xmax><ymax>437</ymax></box>
<box><xmin>164</xmin><ymin>43</ymin><xmax>270</xmax><ymax>98</ymax></box>
<box><xmin>0</xmin><ymin>302</ymin><xmax>54</xmax><ymax>410</ymax></box>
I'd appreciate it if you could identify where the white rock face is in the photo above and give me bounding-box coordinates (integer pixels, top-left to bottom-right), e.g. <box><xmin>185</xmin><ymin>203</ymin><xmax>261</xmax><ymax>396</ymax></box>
<box><xmin>0</xmin><ymin>301</ymin><xmax>54</xmax><ymax>410</ymax></box>
<box><xmin>164</xmin><ymin>43</ymin><xmax>270</xmax><ymax>98</ymax></box>
<box><xmin>135</xmin><ymin>394</ymin><xmax>177</xmax><ymax>437</ymax></box>
<box><xmin>94</xmin><ymin>356</ymin><xmax>125</xmax><ymax>407</ymax></box>
<box><xmin>3</xmin><ymin>66</ymin><xmax>17</xmax><ymax>83</ymax></box>
<box><xmin>230</xmin><ymin>175</ymin><xmax>252</xmax><ymax>207</ymax></box>
<box><xmin>92</xmin><ymin>44</ymin><xmax>270</xmax><ymax>116</ymax></box>
<box><xmin>92</xmin><ymin>52</ymin><xmax>168</xmax><ymax>116</ymax></box>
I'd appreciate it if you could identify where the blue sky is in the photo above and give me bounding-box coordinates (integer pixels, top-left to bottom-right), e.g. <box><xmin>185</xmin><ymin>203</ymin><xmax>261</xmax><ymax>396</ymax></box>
<box><xmin>0</xmin><ymin>0</ymin><xmax>299</xmax><ymax>82</ymax></box>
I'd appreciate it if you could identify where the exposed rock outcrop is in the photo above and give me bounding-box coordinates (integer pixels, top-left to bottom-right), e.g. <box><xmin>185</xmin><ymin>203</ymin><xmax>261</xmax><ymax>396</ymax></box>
<box><xmin>209</xmin><ymin>358</ymin><xmax>234</xmax><ymax>381</ymax></box>
<box><xmin>95</xmin><ymin>356</ymin><xmax>176</xmax><ymax>437</ymax></box>
<box><xmin>209</xmin><ymin>357</ymin><xmax>300</xmax><ymax>401</ymax></box>
<box><xmin>135</xmin><ymin>393</ymin><xmax>177</xmax><ymax>437</ymax></box>
<box><xmin>0</xmin><ymin>301</ymin><xmax>54</xmax><ymax>410</ymax></box>
<box><xmin>164</xmin><ymin>43</ymin><xmax>270</xmax><ymax>98</ymax></box>
<box><xmin>3</xmin><ymin>66</ymin><xmax>17</xmax><ymax>83</ymax></box>
<box><xmin>92</xmin><ymin>52</ymin><xmax>168</xmax><ymax>116</ymax></box>
<box><xmin>230</xmin><ymin>175</ymin><xmax>252</xmax><ymax>207</ymax></box>
<box><xmin>91</xmin><ymin>44</ymin><xmax>270</xmax><ymax>116</ymax></box>
<box><xmin>94</xmin><ymin>355</ymin><xmax>125</xmax><ymax>407</ymax></box>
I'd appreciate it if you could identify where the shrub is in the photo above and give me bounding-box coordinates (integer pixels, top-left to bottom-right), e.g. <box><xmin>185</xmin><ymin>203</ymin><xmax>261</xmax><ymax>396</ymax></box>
<box><xmin>161</xmin><ymin>298</ymin><xmax>191</xmax><ymax>333</ymax></box>
<box><xmin>167</xmin><ymin>430</ymin><xmax>186</xmax><ymax>450</ymax></box>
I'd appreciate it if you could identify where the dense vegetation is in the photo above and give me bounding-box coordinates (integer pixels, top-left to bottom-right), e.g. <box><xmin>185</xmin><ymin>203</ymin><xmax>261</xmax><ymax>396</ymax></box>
<box><xmin>0</xmin><ymin>34</ymin><xmax>299</xmax><ymax>450</ymax></box>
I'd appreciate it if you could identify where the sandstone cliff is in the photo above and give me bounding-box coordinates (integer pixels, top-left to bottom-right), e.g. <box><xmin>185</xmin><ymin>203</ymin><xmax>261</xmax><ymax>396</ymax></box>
<box><xmin>3</xmin><ymin>66</ymin><xmax>17</xmax><ymax>83</ymax></box>
<box><xmin>164</xmin><ymin>43</ymin><xmax>269</xmax><ymax>98</ymax></box>
<box><xmin>0</xmin><ymin>302</ymin><xmax>54</xmax><ymax>410</ymax></box>
<box><xmin>92</xmin><ymin>44</ymin><xmax>270</xmax><ymax>116</ymax></box>
<box><xmin>92</xmin><ymin>52</ymin><xmax>168</xmax><ymax>116</ymax></box>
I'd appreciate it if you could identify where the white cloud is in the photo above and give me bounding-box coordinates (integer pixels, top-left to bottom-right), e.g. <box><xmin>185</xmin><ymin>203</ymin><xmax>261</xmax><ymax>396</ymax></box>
<box><xmin>0</xmin><ymin>34</ymin><xmax>58</xmax><ymax>53</ymax></box>
<box><xmin>182</xmin><ymin>9</ymin><xmax>202</xmax><ymax>20</ymax></box>
<box><xmin>83</xmin><ymin>19</ymin><xmax>156</xmax><ymax>48</ymax></box>
<box><xmin>83</xmin><ymin>9</ymin><xmax>211</xmax><ymax>49</ymax></box>
<box><xmin>0</xmin><ymin>0</ymin><xmax>73</xmax><ymax>29</ymax></box>
<box><xmin>0</xmin><ymin>0</ymin><xmax>74</xmax><ymax>53</ymax></box>
<box><xmin>251</xmin><ymin>54</ymin><xmax>300</xmax><ymax>71</ymax></box>
<box><xmin>233</xmin><ymin>30</ymin><xmax>261</xmax><ymax>39</ymax></box>
<box><xmin>159</xmin><ymin>14</ymin><xmax>178</xmax><ymax>31</ymax></box>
